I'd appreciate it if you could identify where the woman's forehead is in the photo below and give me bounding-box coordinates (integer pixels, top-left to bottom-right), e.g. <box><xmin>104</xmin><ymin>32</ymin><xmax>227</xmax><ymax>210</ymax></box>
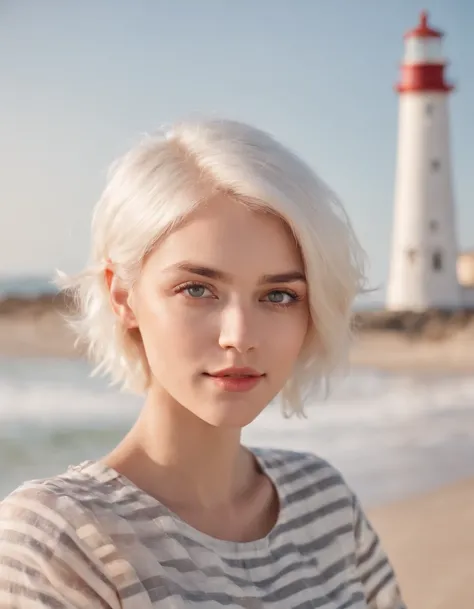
<box><xmin>144</xmin><ymin>196</ymin><xmax>303</xmax><ymax>275</ymax></box>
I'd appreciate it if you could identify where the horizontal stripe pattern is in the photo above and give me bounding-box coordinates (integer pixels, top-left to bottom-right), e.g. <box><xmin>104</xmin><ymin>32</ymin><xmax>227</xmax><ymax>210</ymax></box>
<box><xmin>0</xmin><ymin>448</ymin><xmax>405</xmax><ymax>608</ymax></box>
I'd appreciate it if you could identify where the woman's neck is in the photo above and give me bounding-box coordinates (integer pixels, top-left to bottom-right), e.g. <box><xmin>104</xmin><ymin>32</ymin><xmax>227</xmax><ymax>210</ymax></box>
<box><xmin>103</xmin><ymin>388</ymin><xmax>257</xmax><ymax>510</ymax></box>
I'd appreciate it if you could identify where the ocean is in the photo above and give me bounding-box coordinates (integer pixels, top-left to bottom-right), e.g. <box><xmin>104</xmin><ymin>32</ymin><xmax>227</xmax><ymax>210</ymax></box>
<box><xmin>1</xmin><ymin>356</ymin><xmax>474</xmax><ymax>506</ymax></box>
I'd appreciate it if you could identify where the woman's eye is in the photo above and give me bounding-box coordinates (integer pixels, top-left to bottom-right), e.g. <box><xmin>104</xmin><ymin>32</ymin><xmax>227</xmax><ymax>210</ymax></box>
<box><xmin>266</xmin><ymin>290</ymin><xmax>296</xmax><ymax>304</ymax></box>
<box><xmin>184</xmin><ymin>284</ymin><xmax>211</xmax><ymax>298</ymax></box>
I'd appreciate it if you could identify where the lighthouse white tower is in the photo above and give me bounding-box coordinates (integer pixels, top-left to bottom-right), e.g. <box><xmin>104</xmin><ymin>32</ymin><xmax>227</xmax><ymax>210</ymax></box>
<box><xmin>386</xmin><ymin>11</ymin><xmax>462</xmax><ymax>311</ymax></box>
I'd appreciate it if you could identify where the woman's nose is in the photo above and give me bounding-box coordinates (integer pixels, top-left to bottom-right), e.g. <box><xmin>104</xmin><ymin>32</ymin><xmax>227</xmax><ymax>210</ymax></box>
<box><xmin>218</xmin><ymin>304</ymin><xmax>258</xmax><ymax>353</ymax></box>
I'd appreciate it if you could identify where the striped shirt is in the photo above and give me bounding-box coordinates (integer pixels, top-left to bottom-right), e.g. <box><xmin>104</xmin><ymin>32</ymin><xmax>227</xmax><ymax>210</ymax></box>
<box><xmin>0</xmin><ymin>448</ymin><xmax>404</xmax><ymax>608</ymax></box>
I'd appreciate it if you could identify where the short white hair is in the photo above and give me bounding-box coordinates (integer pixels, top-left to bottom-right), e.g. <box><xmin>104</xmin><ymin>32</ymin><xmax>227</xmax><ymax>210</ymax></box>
<box><xmin>58</xmin><ymin>119</ymin><xmax>367</xmax><ymax>416</ymax></box>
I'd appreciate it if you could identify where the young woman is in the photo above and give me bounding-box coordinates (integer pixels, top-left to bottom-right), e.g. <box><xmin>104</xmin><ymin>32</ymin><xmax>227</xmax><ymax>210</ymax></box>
<box><xmin>0</xmin><ymin>119</ymin><xmax>404</xmax><ymax>608</ymax></box>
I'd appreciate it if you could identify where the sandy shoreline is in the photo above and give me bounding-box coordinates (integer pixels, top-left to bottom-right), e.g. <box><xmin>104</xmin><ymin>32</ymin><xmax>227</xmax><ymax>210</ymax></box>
<box><xmin>350</xmin><ymin>331</ymin><xmax>474</xmax><ymax>373</ymax></box>
<box><xmin>0</xmin><ymin>302</ymin><xmax>80</xmax><ymax>359</ymax></box>
<box><xmin>368</xmin><ymin>476</ymin><xmax>474</xmax><ymax>609</ymax></box>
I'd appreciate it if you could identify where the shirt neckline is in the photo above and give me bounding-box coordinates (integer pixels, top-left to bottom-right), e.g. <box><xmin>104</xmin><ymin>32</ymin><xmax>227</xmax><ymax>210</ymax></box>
<box><xmin>74</xmin><ymin>446</ymin><xmax>288</xmax><ymax>555</ymax></box>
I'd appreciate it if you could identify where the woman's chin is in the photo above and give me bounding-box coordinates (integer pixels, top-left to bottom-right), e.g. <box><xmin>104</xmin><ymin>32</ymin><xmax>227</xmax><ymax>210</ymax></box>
<box><xmin>191</xmin><ymin>399</ymin><xmax>265</xmax><ymax>429</ymax></box>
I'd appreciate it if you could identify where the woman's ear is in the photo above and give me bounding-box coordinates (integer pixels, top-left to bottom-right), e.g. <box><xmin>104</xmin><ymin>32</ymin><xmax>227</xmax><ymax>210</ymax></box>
<box><xmin>105</xmin><ymin>267</ymin><xmax>138</xmax><ymax>329</ymax></box>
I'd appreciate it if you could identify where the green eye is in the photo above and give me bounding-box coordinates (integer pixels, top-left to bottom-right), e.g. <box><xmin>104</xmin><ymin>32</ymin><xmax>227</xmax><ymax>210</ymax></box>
<box><xmin>186</xmin><ymin>285</ymin><xmax>207</xmax><ymax>298</ymax></box>
<box><xmin>266</xmin><ymin>291</ymin><xmax>297</xmax><ymax>304</ymax></box>
<box><xmin>268</xmin><ymin>291</ymin><xmax>285</xmax><ymax>303</ymax></box>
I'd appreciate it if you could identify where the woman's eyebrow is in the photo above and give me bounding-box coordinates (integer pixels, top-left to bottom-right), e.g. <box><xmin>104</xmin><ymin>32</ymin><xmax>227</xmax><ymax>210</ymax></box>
<box><xmin>164</xmin><ymin>262</ymin><xmax>306</xmax><ymax>284</ymax></box>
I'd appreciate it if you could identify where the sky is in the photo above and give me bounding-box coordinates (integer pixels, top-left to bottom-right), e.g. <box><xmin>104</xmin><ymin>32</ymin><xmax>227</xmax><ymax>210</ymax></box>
<box><xmin>0</xmin><ymin>0</ymin><xmax>472</xmax><ymax>302</ymax></box>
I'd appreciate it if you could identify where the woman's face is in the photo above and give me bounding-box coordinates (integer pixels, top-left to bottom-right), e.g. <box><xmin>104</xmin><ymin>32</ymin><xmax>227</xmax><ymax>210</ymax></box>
<box><xmin>128</xmin><ymin>196</ymin><xmax>309</xmax><ymax>428</ymax></box>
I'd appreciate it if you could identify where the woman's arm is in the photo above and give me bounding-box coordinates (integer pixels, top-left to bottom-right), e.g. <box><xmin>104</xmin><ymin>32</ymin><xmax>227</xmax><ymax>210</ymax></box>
<box><xmin>352</xmin><ymin>493</ymin><xmax>406</xmax><ymax>609</ymax></box>
<box><xmin>0</xmin><ymin>487</ymin><xmax>119</xmax><ymax>609</ymax></box>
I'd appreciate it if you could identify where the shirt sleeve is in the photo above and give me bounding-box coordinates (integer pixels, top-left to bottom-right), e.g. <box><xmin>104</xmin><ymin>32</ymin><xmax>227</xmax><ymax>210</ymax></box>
<box><xmin>352</xmin><ymin>493</ymin><xmax>406</xmax><ymax>609</ymax></box>
<box><xmin>0</xmin><ymin>486</ymin><xmax>119</xmax><ymax>609</ymax></box>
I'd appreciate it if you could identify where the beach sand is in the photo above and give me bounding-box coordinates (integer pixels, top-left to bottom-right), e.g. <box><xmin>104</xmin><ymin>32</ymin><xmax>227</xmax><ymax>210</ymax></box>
<box><xmin>0</xmin><ymin>297</ymin><xmax>82</xmax><ymax>358</ymax></box>
<box><xmin>369</xmin><ymin>477</ymin><xmax>474</xmax><ymax>609</ymax></box>
<box><xmin>350</xmin><ymin>331</ymin><xmax>474</xmax><ymax>373</ymax></box>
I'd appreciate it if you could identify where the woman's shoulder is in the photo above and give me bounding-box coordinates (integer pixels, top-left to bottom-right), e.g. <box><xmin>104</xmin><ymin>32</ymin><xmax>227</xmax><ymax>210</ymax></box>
<box><xmin>251</xmin><ymin>446</ymin><xmax>355</xmax><ymax>507</ymax></box>
<box><xmin>252</xmin><ymin>446</ymin><xmax>349</xmax><ymax>482</ymax></box>
<box><xmin>0</xmin><ymin>467</ymin><xmax>122</xmax><ymax>608</ymax></box>
<box><xmin>1</xmin><ymin>469</ymin><xmax>92</xmax><ymax>541</ymax></box>
<box><xmin>0</xmin><ymin>461</ymin><xmax>116</xmax><ymax>538</ymax></box>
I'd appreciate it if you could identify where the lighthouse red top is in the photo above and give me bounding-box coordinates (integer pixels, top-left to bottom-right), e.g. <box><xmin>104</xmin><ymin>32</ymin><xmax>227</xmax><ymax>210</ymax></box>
<box><xmin>404</xmin><ymin>10</ymin><xmax>442</xmax><ymax>40</ymax></box>
<box><xmin>396</xmin><ymin>11</ymin><xmax>453</xmax><ymax>94</ymax></box>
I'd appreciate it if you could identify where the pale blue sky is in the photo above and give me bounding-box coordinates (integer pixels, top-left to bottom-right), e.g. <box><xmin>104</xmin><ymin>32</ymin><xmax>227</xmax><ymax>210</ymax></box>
<box><xmin>0</xmin><ymin>0</ymin><xmax>472</xmax><ymax>301</ymax></box>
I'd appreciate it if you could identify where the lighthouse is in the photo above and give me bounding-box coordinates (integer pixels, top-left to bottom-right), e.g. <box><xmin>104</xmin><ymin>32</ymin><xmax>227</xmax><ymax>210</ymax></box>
<box><xmin>386</xmin><ymin>11</ymin><xmax>462</xmax><ymax>311</ymax></box>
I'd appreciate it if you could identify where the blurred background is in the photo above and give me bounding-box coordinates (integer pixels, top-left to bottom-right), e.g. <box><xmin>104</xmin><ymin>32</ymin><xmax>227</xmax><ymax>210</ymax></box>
<box><xmin>0</xmin><ymin>2</ymin><xmax>473</xmax><ymax>606</ymax></box>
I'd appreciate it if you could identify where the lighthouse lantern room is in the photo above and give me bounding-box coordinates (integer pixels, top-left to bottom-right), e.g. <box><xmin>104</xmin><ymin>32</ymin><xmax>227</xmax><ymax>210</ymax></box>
<box><xmin>386</xmin><ymin>11</ymin><xmax>462</xmax><ymax>311</ymax></box>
